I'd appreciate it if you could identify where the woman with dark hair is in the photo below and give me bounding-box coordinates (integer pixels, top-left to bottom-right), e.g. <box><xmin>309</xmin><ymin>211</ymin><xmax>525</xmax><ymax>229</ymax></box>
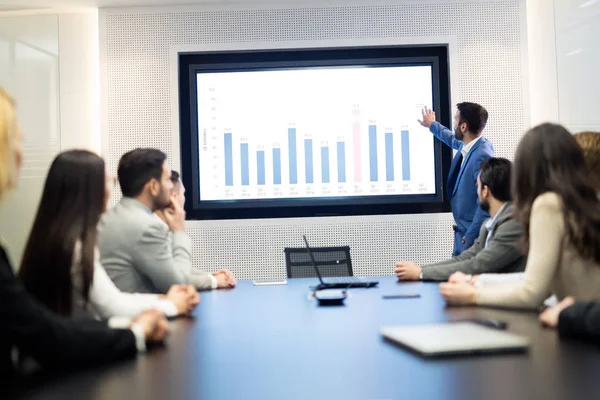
<box><xmin>440</xmin><ymin>123</ymin><xmax>600</xmax><ymax>309</ymax></box>
<box><xmin>19</xmin><ymin>150</ymin><xmax>199</xmax><ymax>319</ymax></box>
<box><xmin>538</xmin><ymin>131</ymin><xmax>600</xmax><ymax>341</ymax></box>
<box><xmin>0</xmin><ymin>86</ymin><xmax>168</xmax><ymax>378</ymax></box>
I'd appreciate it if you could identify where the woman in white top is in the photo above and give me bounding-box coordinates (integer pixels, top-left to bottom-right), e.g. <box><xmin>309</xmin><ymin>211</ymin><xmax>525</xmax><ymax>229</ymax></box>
<box><xmin>71</xmin><ymin>243</ymin><xmax>186</xmax><ymax>319</ymax></box>
<box><xmin>19</xmin><ymin>150</ymin><xmax>199</xmax><ymax>319</ymax></box>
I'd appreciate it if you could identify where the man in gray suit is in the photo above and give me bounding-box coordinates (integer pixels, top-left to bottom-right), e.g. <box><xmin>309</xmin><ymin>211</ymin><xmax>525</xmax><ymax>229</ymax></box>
<box><xmin>395</xmin><ymin>157</ymin><xmax>525</xmax><ymax>281</ymax></box>
<box><xmin>99</xmin><ymin>148</ymin><xmax>236</xmax><ymax>293</ymax></box>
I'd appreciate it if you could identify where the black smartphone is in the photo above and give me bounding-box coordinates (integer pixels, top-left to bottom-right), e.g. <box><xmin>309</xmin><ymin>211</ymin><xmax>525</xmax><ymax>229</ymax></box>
<box><xmin>465</xmin><ymin>318</ymin><xmax>508</xmax><ymax>330</ymax></box>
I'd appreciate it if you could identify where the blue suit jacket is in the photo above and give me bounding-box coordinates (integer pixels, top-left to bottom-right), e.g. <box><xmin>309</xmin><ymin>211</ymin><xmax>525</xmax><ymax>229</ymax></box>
<box><xmin>430</xmin><ymin>122</ymin><xmax>494</xmax><ymax>245</ymax></box>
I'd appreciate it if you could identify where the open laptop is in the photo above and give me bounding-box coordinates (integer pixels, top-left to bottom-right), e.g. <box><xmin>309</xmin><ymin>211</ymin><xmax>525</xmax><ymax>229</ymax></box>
<box><xmin>381</xmin><ymin>322</ymin><xmax>529</xmax><ymax>357</ymax></box>
<box><xmin>303</xmin><ymin>235</ymin><xmax>378</xmax><ymax>290</ymax></box>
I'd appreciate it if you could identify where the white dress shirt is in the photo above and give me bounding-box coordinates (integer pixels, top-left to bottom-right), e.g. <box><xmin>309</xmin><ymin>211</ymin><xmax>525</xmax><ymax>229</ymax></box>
<box><xmin>484</xmin><ymin>203</ymin><xmax>508</xmax><ymax>248</ymax></box>
<box><xmin>460</xmin><ymin>135</ymin><xmax>483</xmax><ymax>166</ymax></box>
<box><xmin>72</xmin><ymin>243</ymin><xmax>179</xmax><ymax>320</ymax></box>
<box><xmin>129</xmin><ymin>324</ymin><xmax>148</xmax><ymax>353</ymax></box>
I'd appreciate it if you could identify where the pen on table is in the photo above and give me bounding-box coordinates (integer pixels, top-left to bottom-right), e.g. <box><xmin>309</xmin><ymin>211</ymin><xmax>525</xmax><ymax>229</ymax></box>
<box><xmin>382</xmin><ymin>294</ymin><xmax>421</xmax><ymax>299</ymax></box>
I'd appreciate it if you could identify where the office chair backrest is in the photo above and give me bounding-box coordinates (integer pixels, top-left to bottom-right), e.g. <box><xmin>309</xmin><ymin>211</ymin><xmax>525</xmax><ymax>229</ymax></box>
<box><xmin>284</xmin><ymin>246</ymin><xmax>353</xmax><ymax>279</ymax></box>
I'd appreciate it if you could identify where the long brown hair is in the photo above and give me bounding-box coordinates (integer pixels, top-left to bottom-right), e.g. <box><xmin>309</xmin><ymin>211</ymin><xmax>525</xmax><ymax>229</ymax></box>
<box><xmin>19</xmin><ymin>150</ymin><xmax>106</xmax><ymax>316</ymax></box>
<box><xmin>513</xmin><ymin>123</ymin><xmax>600</xmax><ymax>262</ymax></box>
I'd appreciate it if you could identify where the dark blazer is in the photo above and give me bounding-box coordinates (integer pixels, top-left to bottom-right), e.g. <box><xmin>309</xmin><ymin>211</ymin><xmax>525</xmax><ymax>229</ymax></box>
<box><xmin>422</xmin><ymin>203</ymin><xmax>526</xmax><ymax>281</ymax></box>
<box><xmin>559</xmin><ymin>302</ymin><xmax>600</xmax><ymax>342</ymax></box>
<box><xmin>430</xmin><ymin>121</ymin><xmax>494</xmax><ymax>246</ymax></box>
<box><xmin>0</xmin><ymin>245</ymin><xmax>137</xmax><ymax>380</ymax></box>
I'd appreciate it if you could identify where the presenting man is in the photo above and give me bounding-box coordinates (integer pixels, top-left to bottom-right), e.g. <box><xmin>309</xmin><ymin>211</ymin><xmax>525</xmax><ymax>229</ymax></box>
<box><xmin>395</xmin><ymin>158</ymin><xmax>525</xmax><ymax>281</ymax></box>
<box><xmin>419</xmin><ymin>103</ymin><xmax>494</xmax><ymax>255</ymax></box>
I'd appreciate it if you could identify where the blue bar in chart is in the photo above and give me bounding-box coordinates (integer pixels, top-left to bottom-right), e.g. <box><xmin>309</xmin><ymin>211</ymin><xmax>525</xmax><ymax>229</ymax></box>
<box><xmin>240</xmin><ymin>143</ymin><xmax>249</xmax><ymax>186</ymax></box>
<box><xmin>273</xmin><ymin>148</ymin><xmax>281</xmax><ymax>185</ymax></box>
<box><xmin>385</xmin><ymin>132</ymin><xmax>394</xmax><ymax>181</ymax></box>
<box><xmin>369</xmin><ymin>125</ymin><xmax>378</xmax><ymax>182</ymax></box>
<box><xmin>288</xmin><ymin>128</ymin><xmax>297</xmax><ymax>184</ymax></box>
<box><xmin>257</xmin><ymin>150</ymin><xmax>265</xmax><ymax>185</ymax></box>
<box><xmin>224</xmin><ymin>133</ymin><xmax>233</xmax><ymax>186</ymax></box>
<box><xmin>321</xmin><ymin>147</ymin><xmax>330</xmax><ymax>183</ymax></box>
<box><xmin>401</xmin><ymin>130</ymin><xmax>411</xmax><ymax>181</ymax></box>
<box><xmin>212</xmin><ymin>124</ymin><xmax>422</xmax><ymax>199</ymax></box>
<box><xmin>337</xmin><ymin>141</ymin><xmax>346</xmax><ymax>183</ymax></box>
<box><xmin>305</xmin><ymin>139</ymin><xmax>313</xmax><ymax>184</ymax></box>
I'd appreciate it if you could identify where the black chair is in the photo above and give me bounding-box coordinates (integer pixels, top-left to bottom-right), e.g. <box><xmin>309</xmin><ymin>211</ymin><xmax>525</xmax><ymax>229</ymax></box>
<box><xmin>284</xmin><ymin>246</ymin><xmax>353</xmax><ymax>279</ymax></box>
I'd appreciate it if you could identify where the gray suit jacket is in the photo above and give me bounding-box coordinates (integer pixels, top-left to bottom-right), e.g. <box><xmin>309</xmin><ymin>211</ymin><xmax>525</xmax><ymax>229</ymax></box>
<box><xmin>422</xmin><ymin>202</ymin><xmax>526</xmax><ymax>281</ymax></box>
<box><xmin>98</xmin><ymin>197</ymin><xmax>213</xmax><ymax>293</ymax></box>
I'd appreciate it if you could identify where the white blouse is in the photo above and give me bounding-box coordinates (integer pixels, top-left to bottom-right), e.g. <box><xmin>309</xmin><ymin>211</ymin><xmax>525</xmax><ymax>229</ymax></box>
<box><xmin>72</xmin><ymin>243</ymin><xmax>178</xmax><ymax>319</ymax></box>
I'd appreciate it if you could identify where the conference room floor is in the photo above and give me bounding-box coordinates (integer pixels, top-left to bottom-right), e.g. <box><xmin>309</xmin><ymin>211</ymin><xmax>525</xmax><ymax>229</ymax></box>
<box><xmin>13</xmin><ymin>277</ymin><xmax>600</xmax><ymax>400</ymax></box>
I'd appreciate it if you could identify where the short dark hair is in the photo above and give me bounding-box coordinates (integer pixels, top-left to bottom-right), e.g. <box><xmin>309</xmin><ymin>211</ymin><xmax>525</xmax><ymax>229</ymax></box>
<box><xmin>170</xmin><ymin>170</ymin><xmax>180</xmax><ymax>183</ymax></box>
<box><xmin>118</xmin><ymin>148</ymin><xmax>167</xmax><ymax>197</ymax></box>
<box><xmin>479</xmin><ymin>157</ymin><xmax>512</xmax><ymax>202</ymax></box>
<box><xmin>457</xmin><ymin>102</ymin><xmax>488</xmax><ymax>135</ymax></box>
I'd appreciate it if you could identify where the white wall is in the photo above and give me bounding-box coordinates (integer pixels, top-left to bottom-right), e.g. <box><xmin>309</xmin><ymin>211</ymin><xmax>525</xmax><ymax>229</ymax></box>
<box><xmin>526</xmin><ymin>0</ymin><xmax>600</xmax><ymax>132</ymax></box>
<box><xmin>554</xmin><ymin>0</ymin><xmax>600</xmax><ymax>133</ymax></box>
<box><xmin>5</xmin><ymin>0</ymin><xmax>563</xmax><ymax>278</ymax></box>
<box><xmin>58</xmin><ymin>11</ymin><xmax>101</xmax><ymax>152</ymax></box>
<box><xmin>526</xmin><ymin>0</ymin><xmax>560</xmax><ymax>126</ymax></box>
<box><xmin>0</xmin><ymin>13</ymin><xmax>59</xmax><ymax>266</ymax></box>
<box><xmin>0</xmin><ymin>10</ymin><xmax>100</xmax><ymax>266</ymax></box>
<box><xmin>100</xmin><ymin>0</ymin><xmax>529</xmax><ymax>279</ymax></box>
<box><xmin>1</xmin><ymin>0</ymin><xmax>595</xmax><ymax>279</ymax></box>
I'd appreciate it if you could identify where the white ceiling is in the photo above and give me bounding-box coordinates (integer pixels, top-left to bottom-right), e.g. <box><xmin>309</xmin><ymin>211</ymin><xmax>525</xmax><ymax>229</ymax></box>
<box><xmin>0</xmin><ymin>0</ymin><xmax>492</xmax><ymax>13</ymax></box>
<box><xmin>0</xmin><ymin>5</ymin><xmax>48</xmax><ymax>10</ymax></box>
<box><xmin>0</xmin><ymin>0</ymin><xmax>229</xmax><ymax>10</ymax></box>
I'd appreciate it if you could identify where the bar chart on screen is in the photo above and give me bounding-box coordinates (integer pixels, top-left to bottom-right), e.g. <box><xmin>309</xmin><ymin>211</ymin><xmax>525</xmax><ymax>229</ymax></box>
<box><xmin>197</xmin><ymin>66</ymin><xmax>437</xmax><ymax>201</ymax></box>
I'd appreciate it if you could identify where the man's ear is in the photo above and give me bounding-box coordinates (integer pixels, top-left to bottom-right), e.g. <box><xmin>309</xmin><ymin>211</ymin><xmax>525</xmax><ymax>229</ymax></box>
<box><xmin>147</xmin><ymin>179</ymin><xmax>159</xmax><ymax>196</ymax></box>
<box><xmin>482</xmin><ymin>185</ymin><xmax>490</xmax><ymax>198</ymax></box>
<box><xmin>461</xmin><ymin>122</ymin><xmax>468</xmax><ymax>133</ymax></box>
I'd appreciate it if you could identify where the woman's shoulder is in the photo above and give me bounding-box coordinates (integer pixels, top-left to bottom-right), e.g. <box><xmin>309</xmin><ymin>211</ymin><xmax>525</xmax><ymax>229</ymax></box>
<box><xmin>532</xmin><ymin>192</ymin><xmax>562</xmax><ymax>212</ymax></box>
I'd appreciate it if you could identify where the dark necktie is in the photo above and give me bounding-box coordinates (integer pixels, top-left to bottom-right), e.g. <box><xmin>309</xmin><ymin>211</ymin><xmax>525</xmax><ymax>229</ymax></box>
<box><xmin>447</xmin><ymin>153</ymin><xmax>463</xmax><ymax>197</ymax></box>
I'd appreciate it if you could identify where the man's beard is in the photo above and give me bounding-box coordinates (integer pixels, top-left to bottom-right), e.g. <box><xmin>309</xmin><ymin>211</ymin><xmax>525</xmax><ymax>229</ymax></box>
<box><xmin>152</xmin><ymin>186</ymin><xmax>171</xmax><ymax>211</ymax></box>
<box><xmin>479</xmin><ymin>197</ymin><xmax>490</xmax><ymax>212</ymax></box>
<box><xmin>454</xmin><ymin>125</ymin><xmax>464</xmax><ymax>141</ymax></box>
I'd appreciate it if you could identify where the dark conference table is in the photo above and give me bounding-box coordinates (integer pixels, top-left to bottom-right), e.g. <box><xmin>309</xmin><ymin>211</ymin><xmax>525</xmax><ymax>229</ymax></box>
<box><xmin>15</xmin><ymin>277</ymin><xmax>600</xmax><ymax>400</ymax></box>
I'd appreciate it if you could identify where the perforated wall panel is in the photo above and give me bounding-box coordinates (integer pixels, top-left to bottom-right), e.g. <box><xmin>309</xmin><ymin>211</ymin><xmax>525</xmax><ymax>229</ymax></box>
<box><xmin>100</xmin><ymin>0</ymin><xmax>527</xmax><ymax>279</ymax></box>
<box><xmin>186</xmin><ymin>213</ymin><xmax>454</xmax><ymax>279</ymax></box>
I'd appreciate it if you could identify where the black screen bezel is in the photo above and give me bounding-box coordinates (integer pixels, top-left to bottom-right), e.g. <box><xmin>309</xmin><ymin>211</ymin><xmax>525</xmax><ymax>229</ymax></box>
<box><xmin>178</xmin><ymin>45</ymin><xmax>452</xmax><ymax>220</ymax></box>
